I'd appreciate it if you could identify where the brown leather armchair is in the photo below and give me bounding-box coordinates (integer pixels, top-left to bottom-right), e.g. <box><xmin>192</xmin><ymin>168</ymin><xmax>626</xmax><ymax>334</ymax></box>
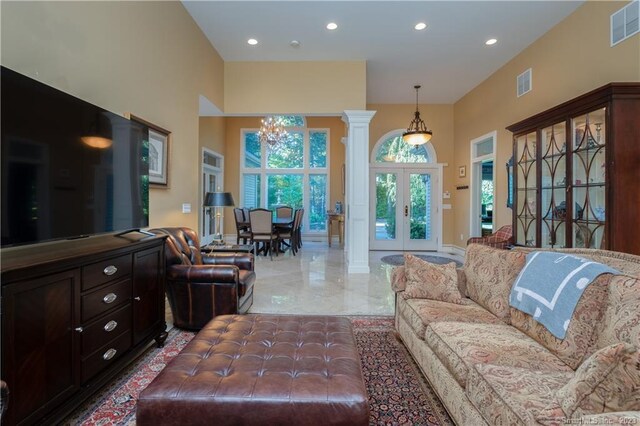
<box><xmin>151</xmin><ymin>227</ymin><xmax>255</xmax><ymax>330</ymax></box>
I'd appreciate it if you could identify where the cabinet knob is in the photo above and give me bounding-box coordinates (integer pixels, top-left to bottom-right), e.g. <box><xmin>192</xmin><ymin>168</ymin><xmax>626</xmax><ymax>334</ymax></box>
<box><xmin>102</xmin><ymin>348</ymin><xmax>117</xmax><ymax>361</ymax></box>
<box><xmin>104</xmin><ymin>320</ymin><xmax>118</xmax><ymax>332</ymax></box>
<box><xmin>134</xmin><ymin>296</ymin><xmax>141</xmax><ymax>301</ymax></box>
<box><xmin>103</xmin><ymin>265</ymin><xmax>118</xmax><ymax>276</ymax></box>
<box><xmin>102</xmin><ymin>293</ymin><xmax>117</xmax><ymax>304</ymax></box>
<box><xmin>74</xmin><ymin>327</ymin><xmax>84</xmax><ymax>333</ymax></box>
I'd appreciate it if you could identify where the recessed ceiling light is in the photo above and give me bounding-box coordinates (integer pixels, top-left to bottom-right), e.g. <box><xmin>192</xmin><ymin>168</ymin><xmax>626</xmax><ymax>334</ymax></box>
<box><xmin>290</xmin><ymin>40</ymin><xmax>301</xmax><ymax>48</ymax></box>
<box><xmin>415</xmin><ymin>22</ymin><xmax>427</xmax><ymax>31</ymax></box>
<box><xmin>247</xmin><ymin>38</ymin><xmax>258</xmax><ymax>45</ymax></box>
<box><xmin>326</xmin><ymin>22</ymin><xmax>338</xmax><ymax>30</ymax></box>
<box><xmin>485</xmin><ymin>38</ymin><xmax>497</xmax><ymax>46</ymax></box>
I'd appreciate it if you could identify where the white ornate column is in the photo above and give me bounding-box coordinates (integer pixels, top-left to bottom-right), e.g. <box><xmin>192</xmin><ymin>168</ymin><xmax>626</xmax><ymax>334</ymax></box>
<box><xmin>342</xmin><ymin>110</ymin><xmax>376</xmax><ymax>274</ymax></box>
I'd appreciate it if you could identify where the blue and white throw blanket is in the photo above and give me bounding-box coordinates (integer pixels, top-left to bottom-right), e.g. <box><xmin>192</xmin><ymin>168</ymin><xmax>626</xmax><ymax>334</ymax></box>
<box><xmin>509</xmin><ymin>252</ymin><xmax>619</xmax><ymax>339</ymax></box>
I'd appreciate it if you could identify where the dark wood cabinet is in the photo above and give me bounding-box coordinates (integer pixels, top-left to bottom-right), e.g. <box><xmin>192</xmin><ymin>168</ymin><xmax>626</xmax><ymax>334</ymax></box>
<box><xmin>507</xmin><ymin>83</ymin><xmax>640</xmax><ymax>255</ymax></box>
<box><xmin>1</xmin><ymin>233</ymin><xmax>167</xmax><ymax>425</ymax></box>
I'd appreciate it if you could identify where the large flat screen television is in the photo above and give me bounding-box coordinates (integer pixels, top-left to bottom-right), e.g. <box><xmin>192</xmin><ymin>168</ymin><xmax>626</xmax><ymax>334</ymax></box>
<box><xmin>1</xmin><ymin>66</ymin><xmax>149</xmax><ymax>247</ymax></box>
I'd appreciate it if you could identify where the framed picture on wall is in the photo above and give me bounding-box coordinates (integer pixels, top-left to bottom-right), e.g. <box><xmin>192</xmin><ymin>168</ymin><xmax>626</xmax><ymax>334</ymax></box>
<box><xmin>126</xmin><ymin>113</ymin><xmax>171</xmax><ymax>187</ymax></box>
<box><xmin>458</xmin><ymin>165</ymin><xmax>466</xmax><ymax>178</ymax></box>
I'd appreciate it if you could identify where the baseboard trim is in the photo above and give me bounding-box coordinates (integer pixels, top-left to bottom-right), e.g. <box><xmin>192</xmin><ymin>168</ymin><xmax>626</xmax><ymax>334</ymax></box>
<box><xmin>442</xmin><ymin>244</ymin><xmax>465</xmax><ymax>257</ymax></box>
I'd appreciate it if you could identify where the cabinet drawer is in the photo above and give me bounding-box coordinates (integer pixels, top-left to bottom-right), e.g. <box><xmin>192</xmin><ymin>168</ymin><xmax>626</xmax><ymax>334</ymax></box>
<box><xmin>81</xmin><ymin>279</ymin><xmax>131</xmax><ymax>323</ymax></box>
<box><xmin>82</xmin><ymin>254</ymin><xmax>132</xmax><ymax>291</ymax></box>
<box><xmin>81</xmin><ymin>330</ymin><xmax>132</xmax><ymax>383</ymax></box>
<box><xmin>81</xmin><ymin>303</ymin><xmax>132</xmax><ymax>356</ymax></box>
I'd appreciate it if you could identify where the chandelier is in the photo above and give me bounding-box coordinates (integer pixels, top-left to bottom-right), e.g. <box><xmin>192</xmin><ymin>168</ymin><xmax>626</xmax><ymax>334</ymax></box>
<box><xmin>402</xmin><ymin>85</ymin><xmax>433</xmax><ymax>146</ymax></box>
<box><xmin>258</xmin><ymin>116</ymin><xmax>288</xmax><ymax>151</ymax></box>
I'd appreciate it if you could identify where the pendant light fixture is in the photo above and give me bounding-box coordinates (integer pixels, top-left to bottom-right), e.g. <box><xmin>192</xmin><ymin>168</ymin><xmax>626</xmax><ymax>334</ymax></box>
<box><xmin>402</xmin><ymin>85</ymin><xmax>432</xmax><ymax>146</ymax></box>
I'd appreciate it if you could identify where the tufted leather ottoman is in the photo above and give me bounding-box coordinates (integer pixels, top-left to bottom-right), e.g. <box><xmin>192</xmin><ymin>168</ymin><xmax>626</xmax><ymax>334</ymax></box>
<box><xmin>137</xmin><ymin>315</ymin><xmax>369</xmax><ymax>426</ymax></box>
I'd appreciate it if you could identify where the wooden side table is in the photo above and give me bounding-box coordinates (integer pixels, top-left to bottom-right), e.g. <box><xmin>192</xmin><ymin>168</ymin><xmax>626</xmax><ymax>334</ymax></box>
<box><xmin>327</xmin><ymin>213</ymin><xmax>345</xmax><ymax>247</ymax></box>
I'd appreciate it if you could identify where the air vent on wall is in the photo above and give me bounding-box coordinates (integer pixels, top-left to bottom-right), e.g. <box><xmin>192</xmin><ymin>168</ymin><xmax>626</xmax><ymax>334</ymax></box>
<box><xmin>611</xmin><ymin>0</ymin><xmax>639</xmax><ymax>46</ymax></box>
<box><xmin>517</xmin><ymin>68</ymin><xmax>532</xmax><ymax>98</ymax></box>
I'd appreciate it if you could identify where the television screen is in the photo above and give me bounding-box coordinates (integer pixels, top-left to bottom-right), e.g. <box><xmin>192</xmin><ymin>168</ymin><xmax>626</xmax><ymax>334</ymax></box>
<box><xmin>1</xmin><ymin>66</ymin><xmax>149</xmax><ymax>247</ymax></box>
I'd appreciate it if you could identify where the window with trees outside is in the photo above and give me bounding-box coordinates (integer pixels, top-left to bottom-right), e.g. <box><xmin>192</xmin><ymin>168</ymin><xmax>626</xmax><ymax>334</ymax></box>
<box><xmin>241</xmin><ymin>116</ymin><xmax>329</xmax><ymax>232</ymax></box>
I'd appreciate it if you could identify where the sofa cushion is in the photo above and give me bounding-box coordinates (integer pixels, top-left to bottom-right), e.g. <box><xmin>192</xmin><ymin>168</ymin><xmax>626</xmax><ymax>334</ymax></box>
<box><xmin>509</xmin><ymin>274</ymin><xmax>610</xmax><ymax>370</ymax></box>
<box><xmin>464</xmin><ymin>244</ymin><xmax>526</xmax><ymax>323</ymax></box>
<box><xmin>398</xmin><ymin>298</ymin><xmax>502</xmax><ymax>339</ymax></box>
<box><xmin>425</xmin><ymin>322</ymin><xmax>572</xmax><ymax>387</ymax></box>
<box><xmin>403</xmin><ymin>254</ymin><xmax>463</xmax><ymax>303</ymax></box>
<box><xmin>596</xmin><ymin>274</ymin><xmax>640</xmax><ymax>349</ymax></box>
<box><xmin>467</xmin><ymin>364</ymin><xmax>573</xmax><ymax>426</ymax></box>
<box><xmin>537</xmin><ymin>343</ymin><xmax>640</xmax><ymax>423</ymax></box>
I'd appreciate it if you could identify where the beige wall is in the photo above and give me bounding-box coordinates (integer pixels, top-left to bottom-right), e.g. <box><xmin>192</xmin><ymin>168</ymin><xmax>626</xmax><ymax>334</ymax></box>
<box><xmin>452</xmin><ymin>0</ymin><xmax>640</xmax><ymax>247</ymax></box>
<box><xmin>368</xmin><ymin>104</ymin><xmax>456</xmax><ymax>244</ymax></box>
<box><xmin>199</xmin><ymin>117</ymin><xmax>227</xmax><ymax>156</ymax></box>
<box><xmin>224</xmin><ymin>61</ymin><xmax>366</xmax><ymax>114</ymax></box>
<box><xmin>222</xmin><ymin>116</ymin><xmax>345</xmax><ymax>234</ymax></box>
<box><xmin>1</xmin><ymin>1</ymin><xmax>224</xmax><ymax>231</ymax></box>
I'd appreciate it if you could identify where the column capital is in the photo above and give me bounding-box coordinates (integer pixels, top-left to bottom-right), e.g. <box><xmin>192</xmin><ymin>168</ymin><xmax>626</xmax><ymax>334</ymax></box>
<box><xmin>341</xmin><ymin>110</ymin><xmax>376</xmax><ymax>125</ymax></box>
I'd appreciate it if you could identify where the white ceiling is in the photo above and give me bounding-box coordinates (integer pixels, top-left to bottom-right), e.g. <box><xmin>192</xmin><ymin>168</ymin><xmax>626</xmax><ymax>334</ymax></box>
<box><xmin>183</xmin><ymin>1</ymin><xmax>583</xmax><ymax>105</ymax></box>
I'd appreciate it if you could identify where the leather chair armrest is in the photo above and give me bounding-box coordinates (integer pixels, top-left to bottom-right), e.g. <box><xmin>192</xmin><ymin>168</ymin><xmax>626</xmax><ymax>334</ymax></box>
<box><xmin>167</xmin><ymin>264</ymin><xmax>239</xmax><ymax>283</ymax></box>
<box><xmin>202</xmin><ymin>252</ymin><xmax>254</xmax><ymax>271</ymax></box>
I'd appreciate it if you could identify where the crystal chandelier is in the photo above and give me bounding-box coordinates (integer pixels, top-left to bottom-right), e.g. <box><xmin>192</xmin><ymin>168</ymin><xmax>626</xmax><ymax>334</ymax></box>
<box><xmin>258</xmin><ymin>116</ymin><xmax>288</xmax><ymax>151</ymax></box>
<box><xmin>402</xmin><ymin>85</ymin><xmax>433</xmax><ymax>146</ymax></box>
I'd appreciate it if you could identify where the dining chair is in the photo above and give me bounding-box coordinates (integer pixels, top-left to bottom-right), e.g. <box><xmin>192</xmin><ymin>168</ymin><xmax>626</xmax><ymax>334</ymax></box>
<box><xmin>275</xmin><ymin>206</ymin><xmax>293</xmax><ymax>220</ymax></box>
<box><xmin>249</xmin><ymin>208</ymin><xmax>279</xmax><ymax>260</ymax></box>
<box><xmin>234</xmin><ymin>208</ymin><xmax>251</xmax><ymax>244</ymax></box>
<box><xmin>275</xmin><ymin>208</ymin><xmax>303</xmax><ymax>255</ymax></box>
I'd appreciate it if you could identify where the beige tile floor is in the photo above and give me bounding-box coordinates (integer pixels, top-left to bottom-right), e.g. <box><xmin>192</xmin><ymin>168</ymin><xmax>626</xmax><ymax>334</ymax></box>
<box><xmin>248</xmin><ymin>241</ymin><xmax>463</xmax><ymax>316</ymax></box>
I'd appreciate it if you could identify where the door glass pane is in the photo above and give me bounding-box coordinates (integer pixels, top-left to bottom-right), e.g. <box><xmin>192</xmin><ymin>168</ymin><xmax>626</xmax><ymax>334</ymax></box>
<box><xmin>475</xmin><ymin>138</ymin><xmax>493</xmax><ymax>157</ymax></box>
<box><xmin>309</xmin><ymin>131</ymin><xmax>327</xmax><ymax>168</ymax></box>
<box><xmin>266</xmin><ymin>174</ymin><xmax>303</xmax><ymax>211</ymax></box>
<box><xmin>572</xmin><ymin>108</ymin><xmax>606</xmax><ymax>250</ymax></box>
<box><xmin>267</xmin><ymin>131</ymin><xmax>303</xmax><ymax>169</ymax></box>
<box><xmin>242</xmin><ymin>174</ymin><xmax>261</xmax><ymax>208</ymax></box>
<box><xmin>374</xmin><ymin>136</ymin><xmax>430</xmax><ymax>163</ymax></box>
<box><xmin>309</xmin><ymin>174</ymin><xmax>327</xmax><ymax>231</ymax></box>
<box><xmin>515</xmin><ymin>132</ymin><xmax>537</xmax><ymax>246</ymax></box>
<box><xmin>375</xmin><ymin>173</ymin><xmax>397</xmax><ymax>240</ymax></box>
<box><xmin>409</xmin><ymin>173</ymin><xmax>431</xmax><ymax>241</ymax></box>
<box><xmin>540</xmin><ymin>122</ymin><xmax>566</xmax><ymax>248</ymax></box>
<box><xmin>244</xmin><ymin>132</ymin><xmax>261</xmax><ymax>168</ymax></box>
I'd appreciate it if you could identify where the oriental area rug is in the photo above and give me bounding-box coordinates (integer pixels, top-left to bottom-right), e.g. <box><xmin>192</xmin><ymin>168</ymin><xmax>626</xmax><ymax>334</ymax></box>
<box><xmin>64</xmin><ymin>316</ymin><xmax>453</xmax><ymax>426</ymax></box>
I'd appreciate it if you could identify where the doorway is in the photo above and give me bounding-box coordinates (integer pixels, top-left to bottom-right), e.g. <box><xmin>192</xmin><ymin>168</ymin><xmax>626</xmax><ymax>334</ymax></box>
<box><xmin>201</xmin><ymin>148</ymin><xmax>224</xmax><ymax>245</ymax></box>
<box><xmin>470</xmin><ymin>132</ymin><xmax>496</xmax><ymax>237</ymax></box>
<box><xmin>370</xmin><ymin>167</ymin><xmax>440</xmax><ymax>250</ymax></box>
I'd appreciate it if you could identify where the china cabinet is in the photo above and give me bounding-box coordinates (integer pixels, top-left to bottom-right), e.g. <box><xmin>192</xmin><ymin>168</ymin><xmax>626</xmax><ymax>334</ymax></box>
<box><xmin>507</xmin><ymin>83</ymin><xmax>640</xmax><ymax>255</ymax></box>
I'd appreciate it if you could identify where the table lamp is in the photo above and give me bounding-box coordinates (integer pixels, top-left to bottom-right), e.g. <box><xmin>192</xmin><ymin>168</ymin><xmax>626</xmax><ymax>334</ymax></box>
<box><xmin>204</xmin><ymin>192</ymin><xmax>235</xmax><ymax>245</ymax></box>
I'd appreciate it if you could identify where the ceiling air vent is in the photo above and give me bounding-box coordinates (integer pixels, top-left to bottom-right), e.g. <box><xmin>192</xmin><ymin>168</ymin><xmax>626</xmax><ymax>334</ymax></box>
<box><xmin>611</xmin><ymin>0</ymin><xmax>639</xmax><ymax>46</ymax></box>
<box><xmin>517</xmin><ymin>68</ymin><xmax>532</xmax><ymax>98</ymax></box>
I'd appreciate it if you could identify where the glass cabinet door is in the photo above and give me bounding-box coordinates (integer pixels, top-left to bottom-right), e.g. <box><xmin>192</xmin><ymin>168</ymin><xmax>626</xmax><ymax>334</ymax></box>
<box><xmin>572</xmin><ymin>107</ymin><xmax>606</xmax><ymax>249</ymax></box>
<box><xmin>540</xmin><ymin>122</ymin><xmax>567</xmax><ymax>248</ymax></box>
<box><xmin>515</xmin><ymin>131</ymin><xmax>537</xmax><ymax>246</ymax></box>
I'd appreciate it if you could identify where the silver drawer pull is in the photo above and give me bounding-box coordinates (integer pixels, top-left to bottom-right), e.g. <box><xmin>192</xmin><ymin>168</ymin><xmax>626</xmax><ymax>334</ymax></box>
<box><xmin>103</xmin><ymin>265</ymin><xmax>118</xmax><ymax>276</ymax></box>
<box><xmin>104</xmin><ymin>320</ymin><xmax>118</xmax><ymax>332</ymax></box>
<box><xmin>103</xmin><ymin>348</ymin><xmax>117</xmax><ymax>360</ymax></box>
<box><xmin>134</xmin><ymin>296</ymin><xmax>141</xmax><ymax>301</ymax></box>
<box><xmin>102</xmin><ymin>293</ymin><xmax>117</xmax><ymax>304</ymax></box>
<box><xmin>74</xmin><ymin>327</ymin><xmax>84</xmax><ymax>333</ymax></box>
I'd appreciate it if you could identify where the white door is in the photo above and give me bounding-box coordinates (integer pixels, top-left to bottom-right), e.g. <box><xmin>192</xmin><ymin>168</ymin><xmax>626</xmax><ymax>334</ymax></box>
<box><xmin>370</xmin><ymin>167</ymin><xmax>439</xmax><ymax>251</ymax></box>
<box><xmin>201</xmin><ymin>149</ymin><xmax>223</xmax><ymax>245</ymax></box>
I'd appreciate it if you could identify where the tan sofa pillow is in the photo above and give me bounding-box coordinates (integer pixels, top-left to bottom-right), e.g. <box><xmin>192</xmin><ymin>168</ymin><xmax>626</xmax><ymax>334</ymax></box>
<box><xmin>510</xmin><ymin>274</ymin><xmax>611</xmax><ymax>370</ymax></box>
<box><xmin>463</xmin><ymin>244</ymin><xmax>526</xmax><ymax>323</ymax></box>
<box><xmin>403</xmin><ymin>254</ymin><xmax>463</xmax><ymax>304</ymax></box>
<box><xmin>537</xmin><ymin>343</ymin><xmax>640</xmax><ymax>423</ymax></box>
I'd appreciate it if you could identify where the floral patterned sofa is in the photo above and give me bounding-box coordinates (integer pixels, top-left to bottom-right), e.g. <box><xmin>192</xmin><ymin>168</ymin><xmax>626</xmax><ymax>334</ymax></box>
<box><xmin>391</xmin><ymin>244</ymin><xmax>640</xmax><ymax>425</ymax></box>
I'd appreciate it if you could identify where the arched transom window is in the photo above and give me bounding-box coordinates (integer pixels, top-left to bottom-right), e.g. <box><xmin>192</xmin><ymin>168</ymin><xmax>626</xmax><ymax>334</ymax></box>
<box><xmin>373</xmin><ymin>135</ymin><xmax>434</xmax><ymax>163</ymax></box>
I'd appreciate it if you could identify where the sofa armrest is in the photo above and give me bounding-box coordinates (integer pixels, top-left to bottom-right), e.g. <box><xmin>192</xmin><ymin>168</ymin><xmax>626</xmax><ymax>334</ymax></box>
<box><xmin>202</xmin><ymin>252</ymin><xmax>254</xmax><ymax>271</ymax></box>
<box><xmin>390</xmin><ymin>266</ymin><xmax>407</xmax><ymax>292</ymax></box>
<box><xmin>456</xmin><ymin>268</ymin><xmax>468</xmax><ymax>297</ymax></box>
<box><xmin>167</xmin><ymin>264</ymin><xmax>239</xmax><ymax>284</ymax></box>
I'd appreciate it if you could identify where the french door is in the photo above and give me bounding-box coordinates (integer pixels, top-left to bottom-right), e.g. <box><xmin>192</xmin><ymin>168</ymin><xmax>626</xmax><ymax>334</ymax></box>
<box><xmin>201</xmin><ymin>149</ymin><xmax>223</xmax><ymax>245</ymax></box>
<box><xmin>370</xmin><ymin>167</ymin><xmax>439</xmax><ymax>251</ymax></box>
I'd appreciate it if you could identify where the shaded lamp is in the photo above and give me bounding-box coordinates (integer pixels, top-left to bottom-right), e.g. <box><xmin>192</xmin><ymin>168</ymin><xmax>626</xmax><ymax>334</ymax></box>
<box><xmin>402</xmin><ymin>85</ymin><xmax>433</xmax><ymax>146</ymax></box>
<box><xmin>204</xmin><ymin>192</ymin><xmax>235</xmax><ymax>244</ymax></box>
<box><xmin>81</xmin><ymin>111</ymin><xmax>113</xmax><ymax>149</ymax></box>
